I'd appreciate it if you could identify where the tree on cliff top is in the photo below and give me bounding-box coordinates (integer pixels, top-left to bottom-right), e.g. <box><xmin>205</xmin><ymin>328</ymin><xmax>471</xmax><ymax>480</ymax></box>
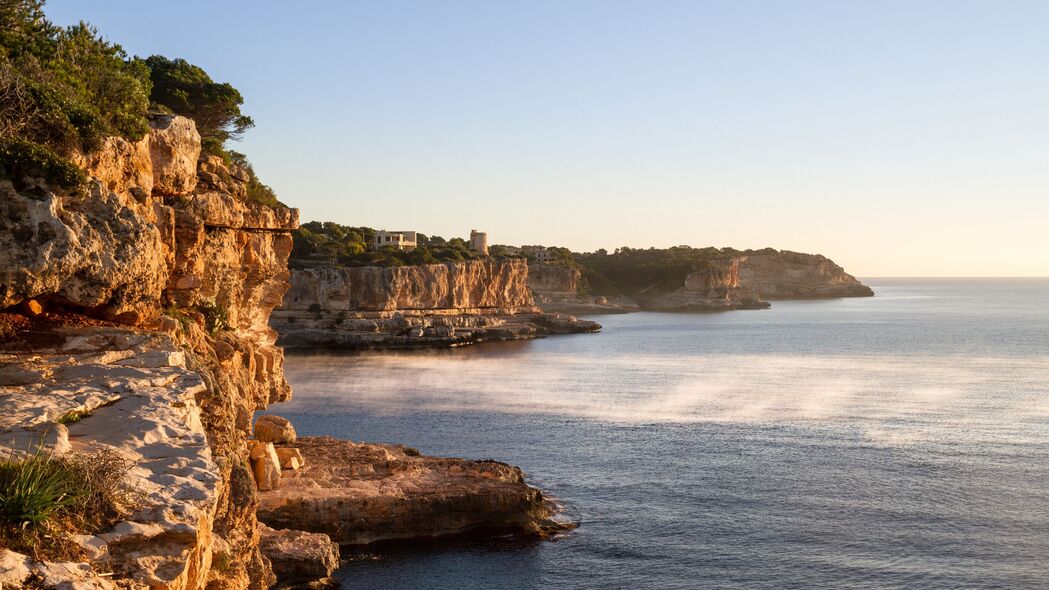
<box><xmin>145</xmin><ymin>55</ymin><xmax>254</xmax><ymax>154</ymax></box>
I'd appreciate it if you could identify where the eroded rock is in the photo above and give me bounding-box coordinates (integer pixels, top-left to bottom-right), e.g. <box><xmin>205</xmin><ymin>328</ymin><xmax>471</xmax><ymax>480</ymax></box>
<box><xmin>148</xmin><ymin>115</ymin><xmax>201</xmax><ymax>196</ymax></box>
<box><xmin>254</xmin><ymin>415</ymin><xmax>296</xmax><ymax>444</ymax></box>
<box><xmin>258</xmin><ymin>437</ymin><xmax>569</xmax><ymax>545</ymax></box>
<box><xmin>258</xmin><ymin>525</ymin><xmax>339</xmax><ymax>586</ymax></box>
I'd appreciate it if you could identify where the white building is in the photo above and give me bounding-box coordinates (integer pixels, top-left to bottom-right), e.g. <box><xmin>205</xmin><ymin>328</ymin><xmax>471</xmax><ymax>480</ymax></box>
<box><xmin>372</xmin><ymin>230</ymin><xmax>417</xmax><ymax>251</ymax></box>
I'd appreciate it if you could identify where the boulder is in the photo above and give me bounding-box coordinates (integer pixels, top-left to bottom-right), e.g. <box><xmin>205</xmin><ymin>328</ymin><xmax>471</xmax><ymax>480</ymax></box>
<box><xmin>251</xmin><ymin>441</ymin><xmax>282</xmax><ymax>491</ymax></box>
<box><xmin>275</xmin><ymin>447</ymin><xmax>304</xmax><ymax>470</ymax></box>
<box><xmin>259</xmin><ymin>525</ymin><xmax>339</xmax><ymax>585</ymax></box>
<box><xmin>148</xmin><ymin>115</ymin><xmax>200</xmax><ymax>196</ymax></box>
<box><xmin>254</xmin><ymin>415</ymin><xmax>296</xmax><ymax>444</ymax></box>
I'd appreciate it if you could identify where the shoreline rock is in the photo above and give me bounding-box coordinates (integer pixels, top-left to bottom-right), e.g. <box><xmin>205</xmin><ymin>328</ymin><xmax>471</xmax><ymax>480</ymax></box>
<box><xmin>257</xmin><ymin>437</ymin><xmax>571</xmax><ymax>546</ymax></box>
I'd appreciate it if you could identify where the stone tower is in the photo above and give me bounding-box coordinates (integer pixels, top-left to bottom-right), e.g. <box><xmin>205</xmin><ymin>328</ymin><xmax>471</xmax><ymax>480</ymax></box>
<box><xmin>470</xmin><ymin>230</ymin><xmax>489</xmax><ymax>255</ymax></box>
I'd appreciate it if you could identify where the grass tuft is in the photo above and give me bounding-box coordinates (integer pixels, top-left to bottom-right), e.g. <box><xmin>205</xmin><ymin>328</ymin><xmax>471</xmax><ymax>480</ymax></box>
<box><xmin>0</xmin><ymin>447</ymin><xmax>141</xmax><ymax>560</ymax></box>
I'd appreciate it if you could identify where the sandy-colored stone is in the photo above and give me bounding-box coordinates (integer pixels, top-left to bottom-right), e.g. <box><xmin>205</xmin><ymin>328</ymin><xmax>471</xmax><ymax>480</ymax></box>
<box><xmin>637</xmin><ymin>257</ymin><xmax>770</xmax><ymax>312</ymax></box>
<box><xmin>0</xmin><ymin>550</ymin><xmax>30</xmax><ymax>588</ymax></box>
<box><xmin>258</xmin><ymin>525</ymin><xmax>339</xmax><ymax>585</ymax></box>
<box><xmin>272</xmin><ymin>261</ymin><xmax>600</xmax><ymax>348</ymax></box>
<box><xmin>19</xmin><ymin>299</ymin><xmax>44</xmax><ymax>317</ymax></box>
<box><xmin>258</xmin><ymin>437</ymin><xmax>569</xmax><ymax>545</ymax></box>
<box><xmin>252</xmin><ymin>443</ymin><xmax>282</xmax><ymax>492</ymax></box>
<box><xmin>275</xmin><ymin>447</ymin><xmax>304</xmax><ymax>470</ymax></box>
<box><xmin>0</xmin><ymin>182</ymin><xmax>169</xmax><ymax>323</ymax></box>
<box><xmin>254</xmin><ymin>415</ymin><xmax>296</xmax><ymax>444</ymax></box>
<box><xmin>148</xmin><ymin>115</ymin><xmax>201</xmax><ymax>196</ymax></box>
<box><xmin>738</xmin><ymin>250</ymin><xmax>875</xmax><ymax>298</ymax></box>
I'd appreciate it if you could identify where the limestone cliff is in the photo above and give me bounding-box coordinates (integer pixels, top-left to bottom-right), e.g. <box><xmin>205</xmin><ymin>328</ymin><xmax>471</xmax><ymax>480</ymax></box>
<box><xmin>635</xmin><ymin>257</ymin><xmax>770</xmax><ymax>312</ymax></box>
<box><xmin>282</xmin><ymin>259</ymin><xmax>535</xmax><ymax>312</ymax></box>
<box><xmin>0</xmin><ymin>116</ymin><xmax>296</xmax><ymax>589</ymax></box>
<box><xmin>273</xmin><ymin>260</ymin><xmax>599</xmax><ymax>348</ymax></box>
<box><xmin>527</xmin><ymin>264</ymin><xmax>639</xmax><ymax>314</ymax></box>
<box><xmin>738</xmin><ymin>251</ymin><xmax>874</xmax><ymax>298</ymax></box>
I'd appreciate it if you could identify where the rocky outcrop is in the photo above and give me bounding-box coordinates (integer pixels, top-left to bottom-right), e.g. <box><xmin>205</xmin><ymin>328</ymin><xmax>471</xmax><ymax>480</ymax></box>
<box><xmin>258</xmin><ymin>526</ymin><xmax>339</xmax><ymax>587</ymax></box>
<box><xmin>527</xmin><ymin>264</ymin><xmax>639</xmax><ymax>314</ymax></box>
<box><xmin>257</xmin><ymin>437</ymin><xmax>570</xmax><ymax>545</ymax></box>
<box><xmin>0</xmin><ymin>115</ymin><xmax>297</xmax><ymax>589</ymax></box>
<box><xmin>273</xmin><ymin>261</ymin><xmax>600</xmax><ymax>348</ymax></box>
<box><xmin>636</xmin><ymin>257</ymin><xmax>770</xmax><ymax>312</ymax></box>
<box><xmin>738</xmin><ymin>251</ymin><xmax>874</xmax><ymax>298</ymax></box>
<box><xmin>149</xmin><ymin>114</ymin><xmax>202</xmax><ymax>196</ymax></box>
<box><xmin>0</xmin><ymin>329</ymin><xmax>221</xmax><ymax>589</ymax></box>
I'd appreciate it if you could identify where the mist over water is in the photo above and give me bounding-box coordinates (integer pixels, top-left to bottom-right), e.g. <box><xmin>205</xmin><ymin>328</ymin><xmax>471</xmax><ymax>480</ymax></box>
<box><xmin>274</xmin><ymin>279</ymin><xmax>1049</xmax><ymax>589</ymax></box>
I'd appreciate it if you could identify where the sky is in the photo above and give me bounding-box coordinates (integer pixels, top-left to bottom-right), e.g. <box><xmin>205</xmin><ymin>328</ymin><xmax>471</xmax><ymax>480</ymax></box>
<box><xmin>46</xmin><ymin>1</ymin><xmax>1049</xmax><ymax>277</ymax></box>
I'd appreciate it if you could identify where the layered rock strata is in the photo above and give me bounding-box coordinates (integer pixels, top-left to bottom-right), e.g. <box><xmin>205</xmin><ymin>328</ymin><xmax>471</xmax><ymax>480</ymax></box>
<box><xmin>257</xmin><ymin>437</ymin><xmax>569</xmax><ymax>545</ymax></box>
<box><xmin>272</xmin><ymin>261</ymin><xmax>600</xmax><ymax>348</ymax></box>
<box><xmin>738</xmin><ymin>251</ymin><xmax>874</xmax><ymax>298</ymax></box>
<box><xmin>0</xmin><ymin>115</ymin><xmax>299</xmax><ymax>589</ymax></box>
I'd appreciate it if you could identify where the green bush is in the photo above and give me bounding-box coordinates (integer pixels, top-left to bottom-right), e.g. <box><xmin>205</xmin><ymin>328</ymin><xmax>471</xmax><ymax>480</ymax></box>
<box><xmin>0</xmin><ymin>3</ymin><xmax>152</xmax><ymax>152</ymax></box>
<box><xmin>226</xmin><ymin>150</ymin><xmax>280</xmax><ymax>207</ymax></box>
<box><xmin>145</xmin><ymin>55</ymin><xmax>253</xmax><ymax>155</ymax></box>
<box><xmin>0</xmin><ymin>137</ymin><xmax>85</xmax><ymax>191</ymax></box>
<box><xmin>196</xmin><ymin>299</ymin><xmax>230</xmax><ymax>335</ymax></box>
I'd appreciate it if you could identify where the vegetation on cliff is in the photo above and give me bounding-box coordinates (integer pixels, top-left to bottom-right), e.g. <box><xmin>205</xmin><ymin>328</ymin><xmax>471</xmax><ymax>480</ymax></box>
<box><xmin>0</xmin><ymin>448</ymin><xmax>139</xmax><ymax>560</ymax></box>
<box><xmin>291</xmin><ymin>221</ymin><xmax>490</xmax><ymax>267</ymax></box>
<box><xmin>0</xmin><ymin>0</ymin><xmax>276</xmax><ymax>205</ymax></box>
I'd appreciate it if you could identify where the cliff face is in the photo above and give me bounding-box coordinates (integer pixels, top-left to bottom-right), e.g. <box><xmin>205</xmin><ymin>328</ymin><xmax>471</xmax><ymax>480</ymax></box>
<box><xmin>282</xmin><ymin>259</ymin><xmax>535</xmax><ymax>312</ymax></box>
<box><xmin>527</xmin><ymin>264</ymin><xmax>639</xmax><ymax>314</ymax></box>
<box><xmin>636</xmin><ymin>257</ymin><xmax>769</xmax><ymax>312</ymax></box>
<box><xmin>273</xmin><ymin>260</ymin><xmax>599</xmax><ymax>348</ymax></box>
<box><xmin>0</xmin><ymin>116</ymin><xmax>296</xmax><ymax>589</ymax></box>
<box><xmin>739</xmin><ymin>251</ymin><xmax>873</xmax><ymax>298</ymax></box>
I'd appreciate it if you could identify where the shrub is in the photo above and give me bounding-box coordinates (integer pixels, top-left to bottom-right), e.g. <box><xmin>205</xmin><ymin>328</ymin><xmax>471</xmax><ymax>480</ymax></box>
<box><xmin>196</xmin><ymin>299</ymin><xmax>230</xmax><ymax>335</ymax></box>
<box><xmin>0</xmin><ymin>4</ymin><xmax>152</xmax><ymax>152</ymax></box>
<box><xmin>0</xmin><ymin>136</ymin><xmax>85</xmax><ymax>191</ymax></box>
<box><xmin>55</xmin><ymin>409</ymin><xmax>88</xmax><ymax>424</ymax></box>
<box><xmin>145</xmin><ymin>55</ymin><xmax>253</xmax><ymax>154</ymax></box>
<box><xmin>225</xmin><ymin>150</ymin><xmax>280</xmax><ymax>207</ymax></box>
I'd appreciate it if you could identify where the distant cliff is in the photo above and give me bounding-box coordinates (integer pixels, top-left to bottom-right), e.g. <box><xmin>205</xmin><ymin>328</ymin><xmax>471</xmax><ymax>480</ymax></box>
<box><xmin>738</xmin><ymin>251</ymin><xmax>873</xmax><ymax>298</ymax></box>
<box><xmin>273</xmin><ymin>260</ymin><xmax>598</xmax><ymax>348</ymax></box>
<box><xmin>528</xmin><ymin>250</ymin><xmax>872</xmax><ymax>313</ymax></box>
<box><xmin>634</xmin><ymin>257</ymin><xmax>769</xmax><ymax>311</ymax></box>
<box><xmin>281</xmin><ymin>259</ymin><xmax>536</xmax><ymax>312</ymax></box>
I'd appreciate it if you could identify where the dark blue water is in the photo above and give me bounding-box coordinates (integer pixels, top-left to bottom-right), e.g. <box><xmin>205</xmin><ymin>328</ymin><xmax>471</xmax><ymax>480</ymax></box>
<box><xmin>273</xmin><ymin>279</ymin><xmax>1049</xmax><ymax>589</ymax></box>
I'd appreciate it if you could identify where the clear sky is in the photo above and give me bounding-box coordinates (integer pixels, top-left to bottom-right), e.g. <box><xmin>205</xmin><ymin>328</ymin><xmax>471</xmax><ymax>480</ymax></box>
<box><xmin>46</xmin><ymin>1</ymin><xmax>1049</xmax><ymax>276</ymax></box>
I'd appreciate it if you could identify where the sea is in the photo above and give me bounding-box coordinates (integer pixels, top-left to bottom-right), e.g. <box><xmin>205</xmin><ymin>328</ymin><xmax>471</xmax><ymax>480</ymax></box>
<box><xmin>271</xmin><ymin>279</ymin><xmax>1049</xmax><ymax>589</ymax></box>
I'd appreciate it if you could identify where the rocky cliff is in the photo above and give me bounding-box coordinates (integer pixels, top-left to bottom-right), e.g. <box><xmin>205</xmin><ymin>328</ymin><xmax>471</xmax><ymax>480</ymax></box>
<box><xmin>635</xmin><ymin>257</ymin><xmax>770</xmax><ymax>312</ymax></box>
<box><xmin>527</xmin><ymin>264</ymin><xmax>639</xmax><ymax>314</ymax></box>
<box><xmin>273</xmin><ymin>260</ymin><xmax>599</xmax><ymax>348</ymax></box>
<box><xmin>738</xmin><ymin>251</ymin><xmax>873</xmax><ymax>298</ymax></box>
<box><xmin>0</xmin><ymin>116</ymin><xmax>297</xmax><ymax>589</ymax></box>
<box><xmin>528</xmin><ymin>250</ymin><xmax>872</xmax><ymax>314</ymax></box>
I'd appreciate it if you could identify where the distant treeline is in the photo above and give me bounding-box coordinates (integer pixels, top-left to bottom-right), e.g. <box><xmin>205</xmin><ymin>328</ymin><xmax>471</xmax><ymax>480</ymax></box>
<box><xmin>293</xmin><ymin>221</ymin><xmax>781</xmax><ymax>296</ymax></box>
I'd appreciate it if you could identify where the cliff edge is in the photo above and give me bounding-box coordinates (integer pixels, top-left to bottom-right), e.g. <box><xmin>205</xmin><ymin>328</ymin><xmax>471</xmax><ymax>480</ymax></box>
<box><xmin>271</xmin><ymin>260</ymin><xmax>600</xmax><ymax>348</ymax></box>
<box><xmin>0</xmin><ymin>116</ymin><xmax>297</xmax><ymax>589</ymax></box>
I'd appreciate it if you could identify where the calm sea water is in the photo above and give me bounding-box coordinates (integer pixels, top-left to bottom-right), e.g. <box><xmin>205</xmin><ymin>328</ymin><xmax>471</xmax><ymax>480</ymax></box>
<box><xmin>272</xmin><ymin>279</ymin><xmax>1049</xmax><ymax>589</ymax></box>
